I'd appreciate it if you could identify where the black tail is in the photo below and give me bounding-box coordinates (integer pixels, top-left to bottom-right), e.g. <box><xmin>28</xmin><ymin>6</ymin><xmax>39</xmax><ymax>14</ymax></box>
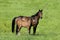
<box><xmin>12</xmin><ymin>17</ymin><xmax>17</xmax><ymax>33</ymax></box>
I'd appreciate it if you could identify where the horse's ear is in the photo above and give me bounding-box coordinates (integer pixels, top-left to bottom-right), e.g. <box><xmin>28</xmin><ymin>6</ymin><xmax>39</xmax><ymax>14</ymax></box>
<box><xmin>39</xmin><ymin>9</ymin><xmax>43</xmax><ymax>12</ymax></box>
<box><xmin>41</xmin><ymin>10</ymin><xmax>43</xmax><ymax>12</ymax></box>
<box><xmin>39</xmin><ymin>10</ymin><xmax>40</xmax><ymax>11</ymax></box>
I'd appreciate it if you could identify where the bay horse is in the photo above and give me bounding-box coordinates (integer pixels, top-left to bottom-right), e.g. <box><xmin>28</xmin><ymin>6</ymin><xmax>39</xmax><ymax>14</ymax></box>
<box><xmin>12</xmin><ymin>10</ymin><xmax>43</xmax><ymax>35</ymax></box>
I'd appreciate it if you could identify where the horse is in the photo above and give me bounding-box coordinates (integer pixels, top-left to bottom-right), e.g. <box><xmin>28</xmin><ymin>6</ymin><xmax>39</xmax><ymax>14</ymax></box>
<box><xmin>12</xmin><ymin>10</ymin><xmax>43</xmax><ymax>35</ymax></box>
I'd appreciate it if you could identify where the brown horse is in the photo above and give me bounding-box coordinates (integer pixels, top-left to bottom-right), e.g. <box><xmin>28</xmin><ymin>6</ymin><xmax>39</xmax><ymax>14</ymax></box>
<box><xmin>12</xmin><ymin>10</ymin><xmax>43</xmax><ymax>35</ymax></box>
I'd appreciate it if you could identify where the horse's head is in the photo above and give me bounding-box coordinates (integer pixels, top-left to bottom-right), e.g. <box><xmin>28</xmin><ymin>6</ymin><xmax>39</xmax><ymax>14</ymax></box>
<box><xmin>38</xmin><ymin>9</ymin><xmax>43</xmax><ymax>19</ymax></box>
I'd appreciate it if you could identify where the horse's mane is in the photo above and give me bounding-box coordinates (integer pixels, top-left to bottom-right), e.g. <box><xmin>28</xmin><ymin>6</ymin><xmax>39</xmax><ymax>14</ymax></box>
<box><xmin>31</xmin><ymin>11</ymin><xmax>39</xmax><ymax>17</ymax></box>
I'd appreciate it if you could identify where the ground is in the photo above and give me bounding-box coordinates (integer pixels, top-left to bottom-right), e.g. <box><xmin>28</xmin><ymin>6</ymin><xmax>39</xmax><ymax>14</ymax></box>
<box><xmin>0</xmin><ymin>0</ymin><xmax>60</xmax><ymax>40</ymax></box>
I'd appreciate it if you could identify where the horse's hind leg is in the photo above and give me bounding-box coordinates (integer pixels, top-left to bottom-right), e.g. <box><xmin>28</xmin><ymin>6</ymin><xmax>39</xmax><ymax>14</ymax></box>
<box><xmin>16</xmin><ymin>25</ymin><xmax>19</xmax><ymax>35</ymax></box>
<box><xmin>16</xmin><ymin>25</ymin><xmax>21</xmax><ymax>35</ymax></box>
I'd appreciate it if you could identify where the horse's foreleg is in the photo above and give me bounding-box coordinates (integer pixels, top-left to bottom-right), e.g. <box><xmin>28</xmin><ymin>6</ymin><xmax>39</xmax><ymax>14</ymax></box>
<box><xmin>33</xmin><ymin>25</ymin><xmax>37</xmax><ymax>35</ymax></box>
<box><xmin>29</xmin><ymin>26</ymin><xmax>31</xmax><ymax>34</ymax></box>
<box><xmin>27</xmin><ymin>26</ymin><xmax>31</xmax><ymax>34</ymax></box>
<box><xmin>33</xmin><ymin>27</ymin><xmax>36</xmax><ymax>35</ymax></box>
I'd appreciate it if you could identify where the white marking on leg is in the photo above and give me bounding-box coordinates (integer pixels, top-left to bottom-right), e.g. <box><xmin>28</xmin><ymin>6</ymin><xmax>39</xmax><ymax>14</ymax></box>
<box><xmin>17</xmin><ymin>32</ymin><xmax>20</xmax><ymax>36</ymax></box>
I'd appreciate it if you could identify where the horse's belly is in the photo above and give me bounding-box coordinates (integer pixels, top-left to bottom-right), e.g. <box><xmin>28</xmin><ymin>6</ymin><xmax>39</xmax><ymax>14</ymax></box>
<box><xmin>21</xmin><ymin>22</ymin><xmax>30</xmax><ymax>27</ymax></box>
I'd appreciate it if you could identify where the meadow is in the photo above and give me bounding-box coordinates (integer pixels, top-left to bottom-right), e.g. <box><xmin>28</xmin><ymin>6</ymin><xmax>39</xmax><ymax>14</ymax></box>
<box><xmin>0</xmin><ymin>0</ymin><xmax>60</xmax><ymax>40</ymax></box>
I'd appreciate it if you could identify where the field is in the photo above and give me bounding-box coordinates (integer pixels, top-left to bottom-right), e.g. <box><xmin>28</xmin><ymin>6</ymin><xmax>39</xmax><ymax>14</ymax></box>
<box><xmin>0</xmin><ymin>0</ymin><xmax>60</xmax><ymax>40</ymax></box>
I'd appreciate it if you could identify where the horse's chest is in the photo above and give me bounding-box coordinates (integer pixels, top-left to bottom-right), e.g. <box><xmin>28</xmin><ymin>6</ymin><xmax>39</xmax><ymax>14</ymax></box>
<box><xmin>32</xmin><ymin>19</ymin><xmax>37</xmax><ymax>25</ymax></box>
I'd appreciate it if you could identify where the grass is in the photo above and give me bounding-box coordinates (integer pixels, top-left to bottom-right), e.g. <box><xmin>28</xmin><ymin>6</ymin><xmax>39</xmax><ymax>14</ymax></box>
<box><xmin>0</xmin><ymin>0</ymin><xmax>60</xmax><ymax>40</ymax></box>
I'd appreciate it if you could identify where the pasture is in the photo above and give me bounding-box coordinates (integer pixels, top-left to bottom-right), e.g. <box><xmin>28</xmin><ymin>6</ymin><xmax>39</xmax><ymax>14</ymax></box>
<box><xmin>0</xmin><ymin>0</ymin><xmax>60</xmax><ymax>40</ymax></box>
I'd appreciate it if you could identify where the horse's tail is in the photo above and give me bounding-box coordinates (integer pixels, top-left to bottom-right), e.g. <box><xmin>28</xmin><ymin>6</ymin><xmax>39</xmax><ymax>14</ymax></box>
<box><xmin>12</xmin><ymin>17</ymin><xmax>17</xmax><ymax>33</ymax></box>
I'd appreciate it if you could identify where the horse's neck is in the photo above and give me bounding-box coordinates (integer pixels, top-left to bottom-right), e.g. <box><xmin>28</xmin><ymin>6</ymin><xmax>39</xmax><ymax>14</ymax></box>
<box><xmin>32</xmin><ymin>15</ymin><xmax>40</xmax><ymax>20</ymax></box>
<box><xmin>36</xmin><ymin>16</ymin><xmax>40</xmax><ymax>20</ymax></box>
<box><xmin>31</xmin><ymin>13</ymin><xmax>40</xmax><ymax>20</ymax></box>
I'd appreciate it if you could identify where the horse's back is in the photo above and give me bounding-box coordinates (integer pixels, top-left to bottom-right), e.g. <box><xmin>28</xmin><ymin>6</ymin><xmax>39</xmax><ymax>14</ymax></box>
<box><xmin>15</xmin><ymin>16</ymin><xmax>31</xmax><ymax>27</ymax></box>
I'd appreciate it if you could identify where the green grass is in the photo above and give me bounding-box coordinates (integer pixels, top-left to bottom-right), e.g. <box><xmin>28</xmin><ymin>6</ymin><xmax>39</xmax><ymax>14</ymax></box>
<box><xmin>0</xmin><ymin>0</ymin><xmax>60</xmax><ymax>40</ymax></box>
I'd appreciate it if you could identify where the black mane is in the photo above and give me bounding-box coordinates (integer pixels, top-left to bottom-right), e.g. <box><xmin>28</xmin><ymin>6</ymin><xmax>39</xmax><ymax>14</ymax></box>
<box><xmin>31</xmin><ymin>11</ymin><xmax>39</xmax><ymax>17</ymax></box>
